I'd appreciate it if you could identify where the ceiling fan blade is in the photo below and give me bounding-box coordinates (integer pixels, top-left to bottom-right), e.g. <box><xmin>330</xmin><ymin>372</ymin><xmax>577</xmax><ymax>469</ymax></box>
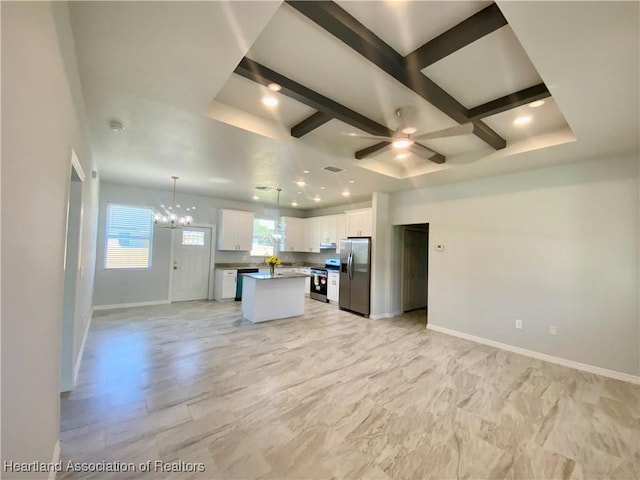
<box><xmin>340</xmin><ymin>132</ymin><xmax>395</xmax><ymax>142</ymax></box>
<box><xmin>413</xmin><ymin>123</ymin><xmax>474</xmax><ymax>141</ymax></box>
<box><xmin>355</xmin><ymin>141</ymin><xmax>393</xmax><ymax>160</ymax></box>
<box><xmin>408</xmin><ymin>143</ymin><xmax>438</xmax><ymax>160</ymax></box>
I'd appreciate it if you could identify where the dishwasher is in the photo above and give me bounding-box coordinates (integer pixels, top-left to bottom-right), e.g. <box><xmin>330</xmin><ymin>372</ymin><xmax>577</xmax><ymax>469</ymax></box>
<box><xmin>235</xmin><ymin>268</ymin><xmax>259</xmax><ymax>301</ymax></box>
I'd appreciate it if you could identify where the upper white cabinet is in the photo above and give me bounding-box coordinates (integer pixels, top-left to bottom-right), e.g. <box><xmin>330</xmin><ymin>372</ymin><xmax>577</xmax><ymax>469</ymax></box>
<box><xmin>217</xmin><ymin>209</ymin><xmax>254</xmax><ymax>251</ymax></box>
<box><xmin>301</xmin><ymin>217</ymin><xmax>322</xmax><ymax>253</ymax></box>
<box><xmin>346</xmin><ymin>208</ymin><xmax>373</xmax><ymax>237</ymax></box>
<box><xmin>319</xmin><ymin>215</ymin><xmax>337</xmax><ymax>244</ymax></box>
<box><xmin>336</xmin><ymin>214</ymin><xmax>347</xmax><ymax>252</ymax></box>
<box><xmin>281</xmin><ymin>216</ymin><xmax>303</xmax><ymax>252</ymax></box>
<box><xmin>250</xmin><ymin>210</ymin><xmax>372</xmax><ymax>254</ymax></box>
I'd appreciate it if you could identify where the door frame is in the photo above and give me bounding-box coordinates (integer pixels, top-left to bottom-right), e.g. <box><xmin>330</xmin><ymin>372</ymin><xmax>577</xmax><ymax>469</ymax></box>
<box><xmin>60</xmin><ymin>149</ymin><xmax>85</xmax><ymax>392</ymax></box>
<box><xmin>168</xmin><ymin>223</ymin><xmax>216</xmax><ymax>302</ymax></box>
<box><xmin>400</xmin><ymin>223</ymin><xmax>429</xmax><ymax>313</ymax></box>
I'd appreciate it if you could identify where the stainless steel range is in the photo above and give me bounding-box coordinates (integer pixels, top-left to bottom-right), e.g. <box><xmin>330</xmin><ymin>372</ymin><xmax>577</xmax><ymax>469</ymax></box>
<box><xmin>310</xmin><ymin>259</ymin><xmax>340</xmax><ymax>302</ymax></box>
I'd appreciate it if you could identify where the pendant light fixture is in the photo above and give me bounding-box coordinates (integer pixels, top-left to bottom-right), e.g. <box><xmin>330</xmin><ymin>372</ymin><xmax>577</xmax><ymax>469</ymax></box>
<box><xmin>271</xmin><ymin>188</ymin><xmax>285</xmax><ymax>244</ymax></box>
<box><xmin>154</xmin><ymin>176</ymin><xmax>193</xmax><ymax>229</ymax></box>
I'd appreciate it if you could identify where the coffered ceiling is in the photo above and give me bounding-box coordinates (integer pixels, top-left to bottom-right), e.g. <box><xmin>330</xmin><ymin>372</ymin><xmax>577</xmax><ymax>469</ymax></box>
<box><xmin>69</xmin><ymin>1</ymin><xmax>639</xmax><ymax>210</ymax></box>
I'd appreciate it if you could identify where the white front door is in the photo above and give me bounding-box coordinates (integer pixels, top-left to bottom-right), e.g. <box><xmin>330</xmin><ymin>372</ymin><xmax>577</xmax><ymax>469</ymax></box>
<box><xmin>171</xmin><ymin>226</ymin><xmax>212</xmax><ymax>302</ymax></box>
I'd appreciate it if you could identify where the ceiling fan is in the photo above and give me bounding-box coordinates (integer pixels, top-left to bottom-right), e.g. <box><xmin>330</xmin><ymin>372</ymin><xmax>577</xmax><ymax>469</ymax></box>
<box><xmin>343</xmin><ymin>106</ymin><xmax>474</xmax><ymax>160</ymax></box>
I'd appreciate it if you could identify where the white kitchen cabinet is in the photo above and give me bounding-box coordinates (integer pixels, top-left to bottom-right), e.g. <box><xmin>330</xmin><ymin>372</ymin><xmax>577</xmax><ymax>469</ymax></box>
<box><xmin>298</xmin><ymin>267</ymin><xmax>311</xmax><ymax>295</ymax></box>
<box><xmin>301</xmin><ymin>217</ymin><xmax>322</xmax><ymax>253</ymax></box>
<box><xmin>319</xmin><ymin>215</ymin><xmax>337</xmax><ymax>244</ymax></box>
<box><xmin>336</xmin><ymin>214</ymin><xmax>347</xmax><ymax>252</ymax></box>
<box><xmin>281</xmin><ymin>216</ymin><xmax>303</xmax><ymax>252</ymax></box>
<box><xmin>214</xmin><ymin>269</ymin><xmax>237</xmax><ymax>301</ymax></box>
<box><xmin>346</xmin><ymin>208</ymin><xmax>373</xmax><ymax>237</ymax></box>
<box><xmin>327</xmin><ymin>271</ymin><xmax>340</xmax><ymax>303</ymax></box>
<box><xmin>217</xmin><ymin>209</ymin><xmax>254</xmax><ymax>251</ymax></box>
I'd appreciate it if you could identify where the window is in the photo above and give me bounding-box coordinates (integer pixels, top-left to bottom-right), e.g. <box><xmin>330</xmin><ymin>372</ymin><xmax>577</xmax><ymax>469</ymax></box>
<box><xmin>104</xmin><ymin>203</ymin><xmax>153</xmax><ymax>269</ymax></box>
<box><xmin>250</xmin><ymin>218</ymin><xmax>275</xmax><ymax>257</ymax></box>
<box><xmin>181</xmin><ymin>230</ymin><xmax>205</xmax><ymax>246</ymax></box>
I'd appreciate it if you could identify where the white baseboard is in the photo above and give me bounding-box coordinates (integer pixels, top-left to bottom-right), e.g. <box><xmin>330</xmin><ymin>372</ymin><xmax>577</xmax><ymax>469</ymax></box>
<box><xmin>427</xmin><ymin>324</ymin><xmax>640</xmax><ymax>385</ymax></box>
<box><xmin>49</xmin><ymin>440</ymin><xmax>60</xmax><ymax>480</ymax></box>
<box><xmin>93</xmin><ymin>300</ymin><xmax>170</xmax><ymax>311</ymax></box>
<box><xmin>72</xmin><ymin>309</ymin><xmax>93</xmax><ymax>387</ymax></box>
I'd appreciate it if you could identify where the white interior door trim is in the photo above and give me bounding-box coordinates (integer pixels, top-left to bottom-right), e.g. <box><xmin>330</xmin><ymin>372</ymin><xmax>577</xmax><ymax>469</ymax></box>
<box><xmin>70</xmin><ymin>149</ymin><xmax>85</xmax><ymax>182</ymax></box>
<box><xmin>168</xmin><ymin>223</ymin><xmax>216</xmax><ymax>302</ymax></box>
<box><xmin>60</xmin><ymin>149</ymin><xmax>85</xmax><ymax>392</ymax></box>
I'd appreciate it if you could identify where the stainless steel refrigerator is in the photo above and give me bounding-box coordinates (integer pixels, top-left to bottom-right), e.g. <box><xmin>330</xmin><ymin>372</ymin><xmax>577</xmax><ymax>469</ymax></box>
<box><xmin>339</xmin><ymin>237</ymin><xmax>371</xmax><ymax>317</ymax></box>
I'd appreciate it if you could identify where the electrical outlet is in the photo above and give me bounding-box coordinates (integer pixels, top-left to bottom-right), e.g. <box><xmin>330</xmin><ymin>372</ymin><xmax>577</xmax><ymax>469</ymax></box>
<box><xmin>549</xmin><ymin>326</ymin><xmax>557</xmax><ymax>336</ymax></box>
<box><xmin>515</xmin><ymin>319</ymin><xmax>523</xmax><ymax>330</ymax></box>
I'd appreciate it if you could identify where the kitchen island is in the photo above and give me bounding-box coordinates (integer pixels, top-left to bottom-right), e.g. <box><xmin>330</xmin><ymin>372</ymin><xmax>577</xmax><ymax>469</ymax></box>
<box><xmin>241</xmin><ymin>272</ymin><xmax>309</xmax><ymax>323</ymax></box>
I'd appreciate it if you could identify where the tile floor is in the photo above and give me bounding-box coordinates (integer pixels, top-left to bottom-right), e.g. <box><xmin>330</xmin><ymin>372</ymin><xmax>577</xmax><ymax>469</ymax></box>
<box><xmin>59</xmin><ymin>299</ymin><xmax>639</xmax><ymax>479</ymax></box>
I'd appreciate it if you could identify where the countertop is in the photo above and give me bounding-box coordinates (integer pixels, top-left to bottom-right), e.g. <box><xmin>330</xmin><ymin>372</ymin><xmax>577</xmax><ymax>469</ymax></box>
<box><xmin>243</xmin><ymin>272</ymin><xmax>310</xmax><ymax>280</ymax></box>
<box><xmin>215</xmin><ymin>263</ymin><xmax>320</xmax><ymax>269</ymax></box>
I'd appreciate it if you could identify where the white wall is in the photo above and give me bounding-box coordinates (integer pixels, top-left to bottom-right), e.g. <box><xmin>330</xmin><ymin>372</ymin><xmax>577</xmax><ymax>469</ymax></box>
<box><xmin>94</xmin><ymin>182</ymin><xmax>307</xmax><ymax>307</ymax></box>
<box><xmin>1</xmin><ymin>1</ymin><xmax>100</xmax><ymax>476</ymax></box>
<box><xmin>389</xmin><ymin>155</ymin><xmax>639</xmax><ymax>376</ymax></box>
<box><xmin>51</xmin><ymin>3</ymin><xmax>101</xmax><ymax>386</ymax></box>
<box><xmin>370</xmin><ymin>192</ymin><xmax>393</xmax><ymax>318</ymax></box>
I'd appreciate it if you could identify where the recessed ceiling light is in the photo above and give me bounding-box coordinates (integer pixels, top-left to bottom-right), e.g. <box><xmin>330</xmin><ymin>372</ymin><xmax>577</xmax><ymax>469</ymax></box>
<box><xmin>513</xmin><ymin>115</ymin><xmax>532</xmax><ymax>126</ymax></box>
<box><xmin>395</xmin><ymin>153</ymin><xmax>409</xmax><ymax>160</ymax></box>
<box><xmin>342</xmin><ymin>191</ymin><xmax>350</xmax><ymax>197</ymax></box>
<box><xmin>262</xmin><ymin>96</ymin><xmax>278</xmax><ymax>107</ymax></box>
<box><xmin>267</xmin><ymin>82</ymin><xmax>282</xmax><ymax>92</ymax></box>
<box><xmin>320</xmin><ymin>186</ymin><xmax>325</xmax><ymax>190</ymax></box>
<box><xmin>297</xmin><ymin>191</ymin><xmax>302</xmax><ymax>194</ymax></box>
<box><xmin>400</xmin><ymin>126</ymin><xmax>417</xmax><ymax>135</ymax></box>
<box><xmin>528</xmin><ymin>100</ymin><xmax>545</xmax><ymax>108</ymax></box>
<box><xmin>160</xmin><ymin>204</ymin><xmax>165</xmax><ymax>208</ymax></box>
<box><xmin>314</xmin><ymin>197</ymin><xmax>321</xmax><ymax>202</ymax></box>
<box><xmin>296</xmin><ymin>181</ymin><xmax>306</xmax><ymax>187</ymax></box>
<box><xmin>191</xmin><ymin>206</ymin><xmax>196</xmax><ymax>210</ymax></box>
<box><xmin>392</xmin><ymin>139</ymin><xmax>413</xmax><ymax>149</ymax></box>
<box><xmin>349</xmin><ymin>180</ymin><xmax>355</xmax><ymax>184</ymax></box>
<box><xmin>291</xmin><ymin>201</ymin><xmax>298</xmax><ymax>207</ymax></box>
<box><xmin>176</xmin><ymin>204</ymin><xmax>181</xmax><ymax>208</ymax></box>
<box><xmin>252</xmin><ymin>195</ymin><xmax>259</xmax><ymax>200</ymax></box>
<box><xmin>303</xmin><ymin>170</ymin><xmax>310</xmax><ymax>174</ymax></box>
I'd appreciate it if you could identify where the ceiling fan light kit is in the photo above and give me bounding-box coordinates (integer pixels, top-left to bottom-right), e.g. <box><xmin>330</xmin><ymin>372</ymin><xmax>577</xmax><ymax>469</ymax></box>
<box><xmin>392</xmin><ymin>138</ymin><xmax>414</xmax><ymax>149</ymax></box>
<box><xmin>343</xmin><ymin>105</ymin><xmax>474</xmax><ymax>160</ymax></box>
<box><xmin>154</xmin><ymin>176</ymin><xmax>193</xmax><ymax>229</ymax></box>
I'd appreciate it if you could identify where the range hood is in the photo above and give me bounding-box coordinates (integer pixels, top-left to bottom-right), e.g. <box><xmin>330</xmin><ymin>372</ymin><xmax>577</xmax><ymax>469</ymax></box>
<box><xmin>319</xmin><ymin>242</ymin><xmax>337</xmax><ymax>249</ymax></box>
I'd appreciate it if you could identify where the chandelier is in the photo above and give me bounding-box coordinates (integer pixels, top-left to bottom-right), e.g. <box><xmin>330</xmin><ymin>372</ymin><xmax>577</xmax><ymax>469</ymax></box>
<box><xmin>154</xmin><ymin>176</ymin><xmax>193</xmax><ymax>229</ymax></box>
